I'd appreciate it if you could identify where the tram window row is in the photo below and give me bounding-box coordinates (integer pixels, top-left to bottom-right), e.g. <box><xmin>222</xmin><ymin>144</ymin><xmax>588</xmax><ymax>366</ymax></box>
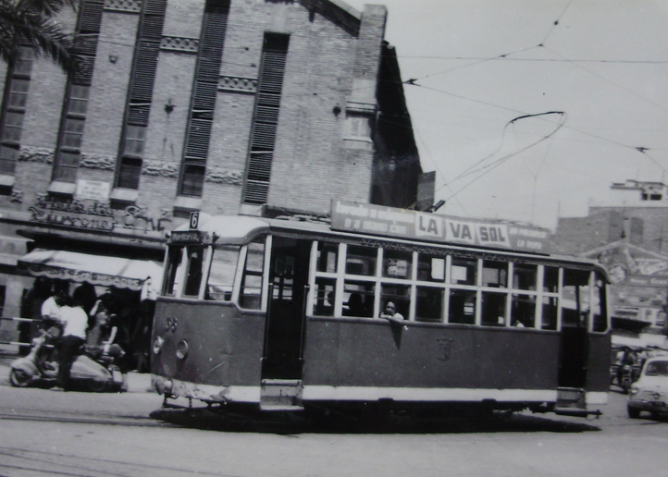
<box><xmin>310</xmin><ymin>241</ymin><xmax>608</xmax><ymax>333</ymax></box>
<box><xmin>163</xmin><ymin>237</ymin><xmax>608</xmax><ymax>334</ymax></box>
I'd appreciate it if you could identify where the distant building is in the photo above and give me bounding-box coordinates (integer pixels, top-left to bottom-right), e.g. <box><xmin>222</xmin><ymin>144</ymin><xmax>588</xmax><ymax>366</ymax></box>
<box><xmin>0</xmin><ymin>1</ymin><xmax>421</xmax><ymax>346</ymax></box>
<box><xmin>551</xmin><ymin>180</ymin><xmax>668</xmax><ymax>334</ymax></box>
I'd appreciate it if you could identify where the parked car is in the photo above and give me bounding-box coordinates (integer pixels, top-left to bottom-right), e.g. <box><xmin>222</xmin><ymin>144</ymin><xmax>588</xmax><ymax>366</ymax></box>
<box><xmin>627</xmin><ymin>357</ymin><xmax>668</xmax><ymax>419</ymax></box>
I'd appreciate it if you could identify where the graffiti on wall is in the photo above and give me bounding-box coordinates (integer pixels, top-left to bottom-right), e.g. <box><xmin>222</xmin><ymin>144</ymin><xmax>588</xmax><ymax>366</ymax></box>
<box><xmin>28</xmin><ymin>195</ymin><xmax>172</xmax><ymax>233</ymax></box>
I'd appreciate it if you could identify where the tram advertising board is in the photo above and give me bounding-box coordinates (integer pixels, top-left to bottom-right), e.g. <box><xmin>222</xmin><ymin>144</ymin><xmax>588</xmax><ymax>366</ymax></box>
<box><xmin>331</xmin><ymin>200</ymin><xmax>550</xmax><ymax>253</ymax></box>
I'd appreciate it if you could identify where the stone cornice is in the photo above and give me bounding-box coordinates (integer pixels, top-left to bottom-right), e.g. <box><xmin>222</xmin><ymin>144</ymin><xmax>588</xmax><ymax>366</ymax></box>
<box><xmin>104</xmin><ymin>0</ymin><xmax>141</xmax><ymax>13</ymax></box>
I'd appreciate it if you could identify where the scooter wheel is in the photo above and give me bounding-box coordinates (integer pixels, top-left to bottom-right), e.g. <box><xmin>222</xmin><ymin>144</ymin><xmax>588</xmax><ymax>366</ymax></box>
<box><xmin>9</xmin><ymin>368</ymin><xmax>32</xmax><ymax>387</ymax></box>
<box><xmin>87</xmin><ymin>379</ymin><xmax>108</xmax><ymax>393</ymax></box>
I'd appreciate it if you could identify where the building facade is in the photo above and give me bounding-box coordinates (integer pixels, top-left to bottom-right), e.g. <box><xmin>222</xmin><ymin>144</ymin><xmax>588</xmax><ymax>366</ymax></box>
<box><xmin>0</xmin><ymin>0</ymin><xmax>421</xmax><ymax>350</ymax></box>
<box><xmin>551</xmin><ymin>180</ymin><xmax>668</xmax><ymax>335</ymax></box>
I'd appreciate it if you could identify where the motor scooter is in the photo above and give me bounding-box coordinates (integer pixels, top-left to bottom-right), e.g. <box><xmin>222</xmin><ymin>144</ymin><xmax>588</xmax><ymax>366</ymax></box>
<box><xmin>9</xmin><ymin>326</ymin><xmax>127</xmax><ymax>392</ymax></box>
<box><xmin>618</xmin><ymin>363</ymin><xmax>635</xmax><ymax>394</ymax></box>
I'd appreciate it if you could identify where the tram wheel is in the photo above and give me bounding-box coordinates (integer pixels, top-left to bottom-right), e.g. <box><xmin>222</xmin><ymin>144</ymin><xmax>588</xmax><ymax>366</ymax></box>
<box><xmin>9</xmin><ymin>368</ymin><xmax>32</xmax><ymax>387</ymax></box>
<box><xmin>627</xmin><ymin>406</ymin><xmax>641</xmax><ymax>419</ymax></box>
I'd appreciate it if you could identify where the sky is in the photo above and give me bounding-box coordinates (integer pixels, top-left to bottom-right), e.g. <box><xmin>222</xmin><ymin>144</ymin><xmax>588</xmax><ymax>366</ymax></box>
<box><xmin>344</xmin><ymin>0</ymin><xmax>668</xmax><ymax>230</ymax></box>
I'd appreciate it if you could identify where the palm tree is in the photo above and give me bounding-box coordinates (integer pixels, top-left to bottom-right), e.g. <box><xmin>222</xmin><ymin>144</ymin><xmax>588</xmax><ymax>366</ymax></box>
<box><xmin>0</xmin><ymin>0</ymin><xmax>78</xmax><ymax>70</ymax></box>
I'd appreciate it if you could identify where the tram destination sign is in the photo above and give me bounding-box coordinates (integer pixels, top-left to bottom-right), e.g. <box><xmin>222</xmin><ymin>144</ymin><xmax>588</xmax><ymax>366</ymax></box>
<box><xmin>331</xmin><ymin>200</ymin><xmax>550</xmax><ymax>253</ymax></box>
<box><xmin>170</xmin><ymin>230</ymin><xmax>204</xmax><ymax>244</ymax></box>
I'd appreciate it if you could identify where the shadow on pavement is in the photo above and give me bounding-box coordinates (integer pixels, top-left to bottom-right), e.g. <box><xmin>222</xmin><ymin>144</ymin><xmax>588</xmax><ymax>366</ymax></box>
<box><xmin>149</xmin><ymin>407</ymin><xmax>601</xmax><ymax>435</ymax></box>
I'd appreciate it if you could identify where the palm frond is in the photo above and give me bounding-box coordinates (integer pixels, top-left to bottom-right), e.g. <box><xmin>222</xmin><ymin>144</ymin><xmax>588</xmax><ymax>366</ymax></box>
<box><xmin>0</xmin><ymin>0</ymin><xmax>78</xmax><ymax>71</ymax></box>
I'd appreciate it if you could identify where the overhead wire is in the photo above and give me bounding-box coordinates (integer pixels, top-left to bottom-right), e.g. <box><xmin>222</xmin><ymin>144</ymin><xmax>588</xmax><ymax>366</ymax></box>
<box><xmin>440</xmin><ymin>111</ymin><xmax>567</xmax><ymax>205</ymax></box>
<box><xmin>399</xmin><ymin>0</ymin><xmax>668</xmax><ymax>210</ymax></box>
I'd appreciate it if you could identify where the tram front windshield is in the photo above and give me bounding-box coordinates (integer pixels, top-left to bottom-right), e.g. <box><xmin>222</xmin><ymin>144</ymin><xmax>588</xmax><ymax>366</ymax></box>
<box><xmin>162</xmin><ymin>239</ymin><xmax>265</xmax><ymax>309</ymax></box>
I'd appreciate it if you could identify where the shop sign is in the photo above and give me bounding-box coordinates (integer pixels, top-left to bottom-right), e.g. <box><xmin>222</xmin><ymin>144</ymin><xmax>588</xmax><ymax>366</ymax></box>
<box><xmin>76</xmin><ymin>179</ymin><xmax>110</xmax><ymax>201</ymax></box>
<box><xmin>331</xmin><ymin>200</ymin><xmax>550</xmax><ymax>253</ymax></box>
<box><xmin>28</xmin><ymin>194</ymin><xmax>172</xmax><ymax>233</ymax></box>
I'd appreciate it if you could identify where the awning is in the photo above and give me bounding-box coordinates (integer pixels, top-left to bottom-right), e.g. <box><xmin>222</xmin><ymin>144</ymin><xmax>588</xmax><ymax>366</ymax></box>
<box><xmin>18</xmin><ymin>249</ymin><xmax>163</xmax><ymax>298</ymax></box>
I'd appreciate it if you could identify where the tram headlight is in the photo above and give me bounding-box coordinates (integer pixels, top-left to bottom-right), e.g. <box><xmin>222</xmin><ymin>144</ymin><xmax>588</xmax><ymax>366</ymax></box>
<box><xmin>152</xmin><ymin>336</ymin><xmax>164</xmax><ymax>355</ymax></box>
<box><xmin>176</xmin><ymin>340</ymin><xmax>189</xmax><ymax>360</ymax></box>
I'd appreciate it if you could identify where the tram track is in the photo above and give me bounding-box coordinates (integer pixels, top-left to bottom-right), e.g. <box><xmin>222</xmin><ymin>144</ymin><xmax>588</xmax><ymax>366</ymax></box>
<box><xmin>0</xmin><ymin>446</ymin><xmax>245</xmax><ymax>477</ymax></box>
<box><xmin>0</xmin><ymin>409</ymin><xmax>166</xmax><ymax>428</ymax></box>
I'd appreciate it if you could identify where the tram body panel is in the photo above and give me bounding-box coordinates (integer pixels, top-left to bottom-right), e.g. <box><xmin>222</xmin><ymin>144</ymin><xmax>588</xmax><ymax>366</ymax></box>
<box><xmin>151</xmin><ymin>300</ymin><xmax>265</xmax><ymax>388</ymax></box>
<box><xmin>301</xmin><ymin>317</ymin><xmax>560</xmax><ymax>401</ymax></box>
<box><xmin>586</xmin><ymin>333</ymin><xmax>612</xmax><ymax>392</ymax></box>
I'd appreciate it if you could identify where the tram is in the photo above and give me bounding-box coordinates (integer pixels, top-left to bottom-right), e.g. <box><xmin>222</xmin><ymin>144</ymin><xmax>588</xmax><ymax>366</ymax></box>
<box><xmin>150</xmin><ymin>201</ymin><xmax>611</xmax><ymax>417</ymax></box>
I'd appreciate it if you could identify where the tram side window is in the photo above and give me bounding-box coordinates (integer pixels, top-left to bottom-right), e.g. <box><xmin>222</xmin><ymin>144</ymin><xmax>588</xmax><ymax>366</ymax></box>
<box><xmin>316</xmin><ymin>242</ymin><xmax>338</xmax><ymax>273</ymax></box>
<box><xmin>163</xmin><ymin>246</ymin><xmax>184</xmax><ymax>296</ymax></box>
<box><xmin>239</xmin><ymin>240</ymin><xmax>265</xmax><ymax>309</ymax></box>
<box><xmin>416</xmin><ymin>286</ymin><xmax>444</xmax><ymax>322</ymax></box>
<box><xmin>314</xmin><ymin>277</ymin><xmax>336</xmax><ymax>316</ymax></box>
<box><xmin>592</xmin><ymin>276</ymin><xmax>608</xmax><ymax>332</ymax></box>
<box><xmin>345</xmin><ymin>245</ymin><xmax>376</xmax><ymax>276</ymax></box>
<box><xmin>481</xmin><ymin>291</ymin><xmax>506</xmax><ymax>326</ymax></box>
<box><xmin>205</xmin><ymin>245</ymin><xmax>240</xmax><ymax>302</ymax></box>
<box><xmin>449</xmin><ymin>289</ymin><xmax>476</xmax><ymax>324</ymax></box>
<box><xmin>184</xmin><ymin>247</ymin><xmax>205</xmax><ymax>297</ymax></box>
<box><xmin>513</xmin><ymin>264</ymin><xmax>537</xmax><ymax>290</ymax></box>
<box><xmin>451</xmin><ymin>258</ymin><xmax>477</xmax><ymax>285</ymax></box>
<box><xmin>380</xmin><ymin>284</ymin><xmax>410</xmax><ymax>319</ymax></box>
<box><xmin>562</xmin><ymin>269</ymin><xmax>590</xmax><ymax>327</ymax></box>
<box><xmin>343</xmin><ymin>281</ymin><xmax>374</xmax><ymax>318</ymax></box>
<box><xmin>544</xmin><ymin>266</ymin><xmax>559</xmax><ymax>293</ymax></box>
<box><xmin>382</xmin><ymin>250</ymin><xmax>412</xmax><ymax>279</ymax></box>
<box><xmin>510</xmin><ymin>293</ymin><xmax>536</xmax><ymax>328</ymax></box>
<box><xmin>482</xmin><ymin>260</ymin><xmax>508</xmax><ymax>288</ymax></box>
<box><xmin>541</xmin><ymin>296</ymin><xmax>558</xmax><ymax>330</ymax></box>
<box><xmin>417</xmin><ymin>254</ymin><xmax>446</xmax><ymax>282</ymax></box>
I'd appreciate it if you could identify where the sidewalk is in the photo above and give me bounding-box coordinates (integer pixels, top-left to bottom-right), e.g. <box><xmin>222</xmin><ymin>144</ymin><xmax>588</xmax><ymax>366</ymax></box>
<box><xmin>0</xmin><ymin>344</ymin><xmax>154</xmax><ymax>393</ymax></box>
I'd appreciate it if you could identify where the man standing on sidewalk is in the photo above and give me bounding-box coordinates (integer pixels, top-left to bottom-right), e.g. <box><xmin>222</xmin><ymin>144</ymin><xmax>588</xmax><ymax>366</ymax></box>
<box><xmin>54</xmin><ymin>288</ymin><xmax>89</xmax><ymax>391</ymax></box>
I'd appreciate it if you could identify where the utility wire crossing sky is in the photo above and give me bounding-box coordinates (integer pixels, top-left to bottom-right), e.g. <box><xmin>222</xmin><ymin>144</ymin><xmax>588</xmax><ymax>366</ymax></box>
<box><xmin>345</xmin><ymin>0</ymin><xmax>668</xmax><ymax>230</ymax></box>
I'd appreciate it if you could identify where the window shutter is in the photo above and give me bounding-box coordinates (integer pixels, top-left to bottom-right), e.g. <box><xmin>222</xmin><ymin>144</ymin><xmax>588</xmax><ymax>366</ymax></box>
<box><xmin>193</xmin><ymin>81</ymin><xmax>217</xmax><ymax>112</ymax></box>
<box><xmin>178</xmin><ymin>0</ymin><xmax>231</xmax><ymax>197</ymax></box>
<box><xmin>79</xmin><ymin>0</ymin><xmax>104</xmax><ymax>34</ymax></box>
<box><xmin>185</xmin><ymin>119</ymin><xmax>213</xmax><ymax>159</ymax></box>
<box><xmin>247</xmin><ymin>152</ymin><xmax>273</xmax><ymax>181</ymax></box>
<box><xmin>72</xmin><ymin>34</ymin><xmax>98</xmax><ymax>57</ymax></box>
<box><xmin>244</xmin><ymin>181</ymin><xmax>270</xmax><ymax>204</ymax></box>
<box><xmin>141</xmin><ymin>0</ymin><xmax>167</xmax><ymax>38</ymax></box>
<box><xmin>243</xmin><ymin>34</ymin><xmax>290</xmax><ymax>205</ymax></box>
<box><xmin>115</xmin><ymin>0</ymin><xmax>166</xmax><ymax>189</ymax></box>
<box><xmin>127</xmin><ymin>104</ymin><xmax>150</xmax><ymax>125</ymax></box>
<box><xmin>130</xmin><ymin>42</ymin><xmax>159</xmax><ymax>106</ymax></box>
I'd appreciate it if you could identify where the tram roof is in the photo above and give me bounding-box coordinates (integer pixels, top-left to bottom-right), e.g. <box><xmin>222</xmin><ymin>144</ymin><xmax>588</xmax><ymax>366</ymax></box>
<box><xmin>174</xmin><ymin>214</ymin><xmax>608</xmax><ymax>277</ymax></box>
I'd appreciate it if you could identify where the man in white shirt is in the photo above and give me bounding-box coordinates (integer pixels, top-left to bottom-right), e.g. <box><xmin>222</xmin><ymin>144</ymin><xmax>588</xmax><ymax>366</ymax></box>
<box><xmin>55</xmin><ymin>289</ymin><xmax>89</xmax><ymax>391</ymax></box>
<box><xmin>41</xmin><ymin>293</ymin><xmax>65</xmax><ymax>339</ymax></box>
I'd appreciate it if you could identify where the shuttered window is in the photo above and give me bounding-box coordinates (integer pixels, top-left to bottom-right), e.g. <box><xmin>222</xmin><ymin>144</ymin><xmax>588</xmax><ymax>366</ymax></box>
<box><xmin>115</xmin><ymin>0</ymin><xmax>167</xmax><ymax>191</ymax></box>
<box><xmin>178</xmin><ymin>0</ymin><xmax>230</xmax><ymax>198</ymax></box>
<box><xmin>242</xmin><ymin>33</ymin><xmax>290</xmax><ymax>205</ymax></box>
<box><xmin>0</xmin><ymin>47</ymin><xmax>33</xmax><ymax>176</ymax></box>
<box><xmin>118</xmin><ymin>158</ymin><xmax>142</xmax><ymax>189</ymax></box>
<box><xmin>53</xmin><ymin>0</ymin><xmax>103</xmax><ymax>183</ymax></box>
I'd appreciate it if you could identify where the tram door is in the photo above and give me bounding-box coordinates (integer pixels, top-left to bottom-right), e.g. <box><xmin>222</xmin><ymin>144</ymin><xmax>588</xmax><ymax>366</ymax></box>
<box><xmin>262</xmin><ymin>237</ymin><xmax>311</xmax><ymax>380</ymax></box>
<box><xmin>558</xmin><ymin>270</ymin><xmax>590</xmax><ymax>388</ymax></box>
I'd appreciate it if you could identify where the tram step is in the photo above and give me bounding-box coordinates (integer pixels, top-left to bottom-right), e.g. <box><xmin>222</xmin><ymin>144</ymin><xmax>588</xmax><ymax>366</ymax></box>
<box><xmin>260</xmin><ymin>379</ymin><xmax>303</xmax><ymax>411</ymax></box>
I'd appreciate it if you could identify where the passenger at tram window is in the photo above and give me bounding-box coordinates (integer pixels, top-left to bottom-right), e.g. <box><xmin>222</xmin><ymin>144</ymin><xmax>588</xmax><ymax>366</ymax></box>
<box><xmin>511</xmin><ymin>293</ymin><xmax>535</xmax><ymax>328</ymax></box>
<box><xmin>380</xmin><ymin>300</ymin><xmax>405</xmax><ymax>324</ymax></box>
<box><xmin>344</xmin><ymin>293</ymin><xmax>365</xmax><ymax>317</ymax></box>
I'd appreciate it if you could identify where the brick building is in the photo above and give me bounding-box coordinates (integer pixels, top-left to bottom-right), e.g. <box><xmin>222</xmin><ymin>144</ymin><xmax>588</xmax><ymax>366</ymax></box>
<box><xmin>0</xmin><ymin>0</ymin><xmax>421</xmax><ymax>352</ymax></box>
<box><xmin>551</xmin><ymin>180</ymin><xmax>668</xmax><ymax>335</ymax></box>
